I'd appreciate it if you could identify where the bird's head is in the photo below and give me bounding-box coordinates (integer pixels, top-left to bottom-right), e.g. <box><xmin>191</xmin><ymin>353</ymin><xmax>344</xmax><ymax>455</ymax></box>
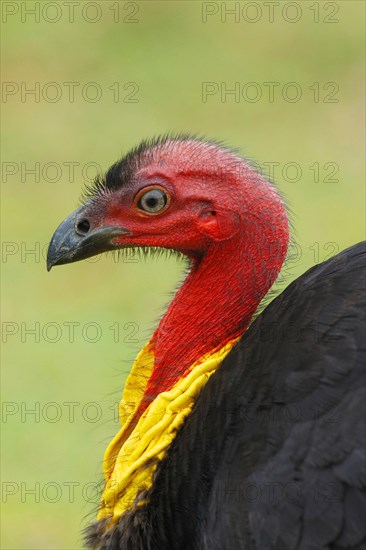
<box><xmin>47</xmin><ymin>135</ymin><xmax>288</xmax><ymax>271</ymax></box>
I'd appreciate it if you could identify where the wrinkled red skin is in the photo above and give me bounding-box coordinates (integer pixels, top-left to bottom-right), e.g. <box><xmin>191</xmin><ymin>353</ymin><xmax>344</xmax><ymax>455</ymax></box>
<box><xmin>84</xmin><ymin>141</ymin><xmax>289</xmax><ymax>414</ymax></box>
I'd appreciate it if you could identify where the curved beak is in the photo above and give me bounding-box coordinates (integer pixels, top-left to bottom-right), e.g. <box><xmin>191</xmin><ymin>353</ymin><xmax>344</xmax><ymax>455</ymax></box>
<box><xmin>47</xmin><ymin>206</ymin><xmax>129</xmax><ymax>271</ymax></box>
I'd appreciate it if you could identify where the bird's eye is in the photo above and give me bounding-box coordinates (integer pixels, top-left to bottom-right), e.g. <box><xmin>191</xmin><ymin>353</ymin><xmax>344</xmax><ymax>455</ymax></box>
<box><xmin>137</xmin><ymin>188</ymin><xmax>168</xmax><ymax>214</ymax></box>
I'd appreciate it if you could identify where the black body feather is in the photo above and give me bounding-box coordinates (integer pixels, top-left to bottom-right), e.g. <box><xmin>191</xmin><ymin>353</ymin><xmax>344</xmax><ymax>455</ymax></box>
<box><xmin>86</xmin><ymin>241</ymin><xmax>366</xmax><ymax>550</ymax></box>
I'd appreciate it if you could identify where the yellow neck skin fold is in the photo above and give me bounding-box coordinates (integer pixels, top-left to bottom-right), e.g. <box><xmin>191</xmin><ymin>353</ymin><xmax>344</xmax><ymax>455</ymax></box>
<box><xmin>98</xmin><ymin>337</ymin><xmax>239</xmax><ymax>523</ymax></box>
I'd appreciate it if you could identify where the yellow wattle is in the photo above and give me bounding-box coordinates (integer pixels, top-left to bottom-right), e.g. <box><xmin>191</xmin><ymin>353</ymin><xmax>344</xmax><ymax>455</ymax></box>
<box><xmin>98</xmin><ymin>337</ymin><xmax>239</xmax><ymax>523</ymax></box>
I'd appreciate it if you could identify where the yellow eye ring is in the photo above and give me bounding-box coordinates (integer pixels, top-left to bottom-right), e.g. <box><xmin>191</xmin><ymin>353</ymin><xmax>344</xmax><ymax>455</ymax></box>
<box><xmin>135</xmin><ymin>186</ymin><xmax>170</xmax><ymax>215</ymax></box>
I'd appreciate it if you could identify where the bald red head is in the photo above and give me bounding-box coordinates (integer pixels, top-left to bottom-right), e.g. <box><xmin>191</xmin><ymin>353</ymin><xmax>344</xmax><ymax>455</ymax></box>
<box><xmin>80</xmin><ymin>135</ymin><xmax>288</xmax><ymax>265</ymax></box>
<box><xmin>48</xmin><ymin>135</ymin><xmax>290</xmax><ymax>404</ymax></box>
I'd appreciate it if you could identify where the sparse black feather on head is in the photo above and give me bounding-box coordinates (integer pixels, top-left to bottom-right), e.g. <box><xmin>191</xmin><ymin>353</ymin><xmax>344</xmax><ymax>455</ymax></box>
<box><xmin>80</xmin><ymin>174</ymin><xmax>107</xmax><ymax>204</ymax></box>
<box><xmin>79</xmin><ymin>132</ymin><xmax>239</xmax><ymax>205</ymax></box>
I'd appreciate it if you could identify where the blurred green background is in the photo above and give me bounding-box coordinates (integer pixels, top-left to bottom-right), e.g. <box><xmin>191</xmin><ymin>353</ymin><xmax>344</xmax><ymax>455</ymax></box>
<box><xmin>1</xmin><ymin>1</ymin><xmax>365</xmax><ymax>548</ymax></box>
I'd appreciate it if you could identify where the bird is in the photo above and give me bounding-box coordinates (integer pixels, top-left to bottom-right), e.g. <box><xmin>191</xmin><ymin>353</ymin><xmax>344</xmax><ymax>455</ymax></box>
<box><xmin>47</xmin><ymin>135</ymin><xmax>366</xmax><ymax>550</ymax></box>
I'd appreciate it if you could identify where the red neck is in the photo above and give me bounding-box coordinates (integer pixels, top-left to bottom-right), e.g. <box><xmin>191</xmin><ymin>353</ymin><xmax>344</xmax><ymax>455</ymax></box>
<box><xmin>141</xmin><ymin>207</ymin><xmax>288</xmax><ymax>409</ymax></box>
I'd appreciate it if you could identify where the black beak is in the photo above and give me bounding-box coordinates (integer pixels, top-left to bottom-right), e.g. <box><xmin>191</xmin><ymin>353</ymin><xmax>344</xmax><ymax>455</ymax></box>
<box><xmin>47</xmin><ymin>206</ymin><xmax>129</xmax><ymax>271</ymax></box>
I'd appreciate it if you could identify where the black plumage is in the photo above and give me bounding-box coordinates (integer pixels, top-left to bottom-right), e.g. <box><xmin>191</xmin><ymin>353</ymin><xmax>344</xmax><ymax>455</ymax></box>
<box><xmin>86</xmin><ymin>241</ymin><xmax>366</xmax><ymax>550</ymax></box>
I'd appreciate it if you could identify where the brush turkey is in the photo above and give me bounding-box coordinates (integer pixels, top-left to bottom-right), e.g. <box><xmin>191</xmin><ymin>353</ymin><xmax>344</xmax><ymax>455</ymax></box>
<box><xmin>47</xmin><ymin>135</ymin><xmax>366</xmax><ymax>550</ymax></box>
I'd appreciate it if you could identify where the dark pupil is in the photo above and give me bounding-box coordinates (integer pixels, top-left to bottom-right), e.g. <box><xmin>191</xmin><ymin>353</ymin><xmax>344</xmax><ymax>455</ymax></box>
<box><xmin>146</xmin><ymin>197</ymin><xmax>157</xmax><ymax>208</ymax></box>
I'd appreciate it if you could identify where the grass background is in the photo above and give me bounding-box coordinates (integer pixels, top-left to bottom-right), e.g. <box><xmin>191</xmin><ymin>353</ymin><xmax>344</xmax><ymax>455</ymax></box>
<box><xmin>1</xmin><ymin>1</ymin><xmax>365</xmax><ymax>548</ymax></box>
